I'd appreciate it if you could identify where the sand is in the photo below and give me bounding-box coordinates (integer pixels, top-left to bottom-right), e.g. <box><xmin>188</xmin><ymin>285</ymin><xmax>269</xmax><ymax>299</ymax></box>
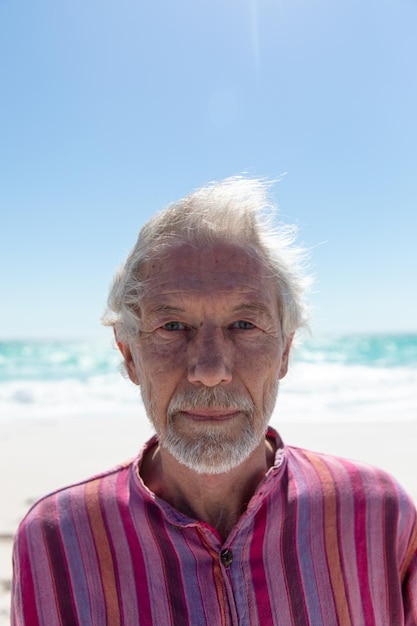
<box><xmin>2</xmin><ymin>414</ymin><xmax>417</xmax><ymax>625</ymax></box>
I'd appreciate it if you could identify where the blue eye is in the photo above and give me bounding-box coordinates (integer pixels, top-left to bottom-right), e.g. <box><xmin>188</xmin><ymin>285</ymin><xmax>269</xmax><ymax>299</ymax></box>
<box><xmin>162</xmin><ymin>321</ymin><xmax>185</xmax><ymax>331</ymax></box>
<box><xmin>232</xmin><ymin>320</ymin><xmax>255</xmax><ymax>330</ymax></box>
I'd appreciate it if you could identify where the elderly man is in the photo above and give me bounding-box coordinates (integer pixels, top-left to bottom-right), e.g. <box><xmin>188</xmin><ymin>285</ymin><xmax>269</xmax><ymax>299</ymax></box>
<box><xmin>12</xmin><ymin>178</ymin><xmax>417</xmax><ymax>625</ymax></box>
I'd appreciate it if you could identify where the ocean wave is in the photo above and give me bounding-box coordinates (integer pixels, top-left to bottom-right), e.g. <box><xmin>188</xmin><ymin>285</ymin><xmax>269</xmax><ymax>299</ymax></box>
<box><xmin>295</xmin><ymin>334</ymin><xmax>417</xmax><ymax>368</ymax></box>
<box><xmin>1</xmin><ymin>361</ymin><xmax>416</xmax><ymax>423</ymax></box>
<box><xmin>0</xmin><ymin>374</ymin><xmax>141</xmax><ymax>420</ymax></box>
<box><xmin>278</xmin><ymin>361</ymin><xmax>417</xmax><ymax>422</ymax></box>
<box><xmin>1</xmin><ymin>335</ymin><xmax>417</xmax><ymax>384</ymax></box>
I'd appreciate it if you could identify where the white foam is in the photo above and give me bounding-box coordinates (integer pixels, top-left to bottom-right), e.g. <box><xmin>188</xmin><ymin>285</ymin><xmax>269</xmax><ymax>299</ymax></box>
<box><xmin>1</xmin><ymin>362</ymin><xmax>416</xmax><ymax>423</ymax></box>
<box><xmin>274</xmin><ymin>362</ymin><xmax>417</xmax><ymax>422</ymax></box>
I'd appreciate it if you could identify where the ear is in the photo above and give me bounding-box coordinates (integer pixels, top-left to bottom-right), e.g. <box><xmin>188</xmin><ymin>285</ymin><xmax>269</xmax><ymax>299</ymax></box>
<box><xmin>279</xmin><ymin>333</ymin><xmax>294</xmax><ymax>380</ymax></box>
<box><xmin>114</xmin><ymin>328</ymin><xmax>140</xmax><ymax>385</ymax></box>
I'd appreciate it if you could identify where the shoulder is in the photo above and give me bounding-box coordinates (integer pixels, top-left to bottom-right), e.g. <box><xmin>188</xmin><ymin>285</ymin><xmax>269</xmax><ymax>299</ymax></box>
<box><xmin>286</xmin><ymin>444</ymin><xmax>403</xmax><ymax>486</ymax></box>
<box><xmin>15</xmin><ymin>459</ymin><xmax>134</xmax><ymax>538</ymax></box>
<box><xmin>285</xmin><ymin>445</ymin><xmax>416</xmax><ymax>518</ymax></box>
<box><xmin>284</xmin><ymin>446</ymin><xmax>417</xmax><ymax>563</ymax></box>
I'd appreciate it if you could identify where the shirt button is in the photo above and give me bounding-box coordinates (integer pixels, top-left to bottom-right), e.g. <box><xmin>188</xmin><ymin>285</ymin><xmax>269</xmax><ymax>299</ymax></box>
<box><xmin>220</xmin><ymin>549</ymin><xmax>233</xmax><ymax>567</ymax></box>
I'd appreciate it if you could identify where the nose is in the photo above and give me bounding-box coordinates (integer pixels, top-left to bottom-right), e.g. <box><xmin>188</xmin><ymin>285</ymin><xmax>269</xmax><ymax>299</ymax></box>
<box><xmin>187</xmin><ymin>327</ymin><xmax>233</xmax><ymax>387</ymax></box>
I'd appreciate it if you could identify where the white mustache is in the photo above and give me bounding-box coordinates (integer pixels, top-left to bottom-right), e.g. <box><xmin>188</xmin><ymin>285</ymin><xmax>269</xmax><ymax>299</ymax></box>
<box><xmin>167</xmin><ymin>387</ymin><xmax>255</xmax><ymax>418</ymax></box>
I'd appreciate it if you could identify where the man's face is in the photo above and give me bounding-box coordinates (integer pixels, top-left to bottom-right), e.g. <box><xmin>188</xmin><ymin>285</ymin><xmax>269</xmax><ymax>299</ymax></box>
<box><xmin>120</xmin><ymin>241</ymin><xmax>292</xmax><ymax>474</ymax></box>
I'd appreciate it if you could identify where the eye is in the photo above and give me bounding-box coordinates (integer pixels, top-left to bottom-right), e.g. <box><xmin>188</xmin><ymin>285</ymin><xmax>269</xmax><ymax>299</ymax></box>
<box><xmin>231</xmin><ymin>320</ymin><xmax>255</xmax><ymax>330</ymax></box>
<box><xmin>161</xmin><ymin>321</ymin><xmax>186</xmax><ymax>331</ymax></box>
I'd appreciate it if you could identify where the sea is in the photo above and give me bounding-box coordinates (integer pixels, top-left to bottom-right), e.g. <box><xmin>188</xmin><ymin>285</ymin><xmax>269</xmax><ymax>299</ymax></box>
<box><xmin>0</xmin><ymin>334</ymin><xmax>416</xmax><ymax>423</ymax></box>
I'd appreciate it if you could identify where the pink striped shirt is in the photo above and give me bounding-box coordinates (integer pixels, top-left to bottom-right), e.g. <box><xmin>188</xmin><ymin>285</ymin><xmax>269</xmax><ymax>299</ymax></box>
<box><xmin>11</xmin><ymin>428</ymin><xmax>417</xmax><ymax>625</ymax></box>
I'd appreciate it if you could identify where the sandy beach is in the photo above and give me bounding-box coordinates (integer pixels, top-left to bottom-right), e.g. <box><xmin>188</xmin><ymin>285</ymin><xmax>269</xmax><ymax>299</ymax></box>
<box><xmin>2</xmin><ymin>415</ymin><xmax>417</xmax><ymax>625</ymax></box>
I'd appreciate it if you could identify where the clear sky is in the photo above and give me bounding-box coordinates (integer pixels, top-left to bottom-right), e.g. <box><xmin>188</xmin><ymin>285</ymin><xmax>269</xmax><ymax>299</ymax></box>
<box><xmin>1</xmin><ymin>0</ymin><xmax>416</xmax><ymax>339</ymax></box>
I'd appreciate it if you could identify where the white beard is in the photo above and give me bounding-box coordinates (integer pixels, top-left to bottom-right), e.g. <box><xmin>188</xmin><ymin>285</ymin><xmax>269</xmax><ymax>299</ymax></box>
<box><xmin>141</xmin><ymin>383</ymin><xmax>279</xmax><ymax>474</ymax></box>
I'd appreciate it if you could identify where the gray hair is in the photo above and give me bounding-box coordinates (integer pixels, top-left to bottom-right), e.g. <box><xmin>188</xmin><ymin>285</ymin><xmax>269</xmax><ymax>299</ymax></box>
<box><xmin>102</xmin><ymin>176</ymin><xmax>311</xmax><ymax>342</ymax></box>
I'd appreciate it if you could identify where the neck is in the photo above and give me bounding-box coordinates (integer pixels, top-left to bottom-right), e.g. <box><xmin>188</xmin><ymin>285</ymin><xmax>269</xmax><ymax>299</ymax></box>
<box><xmin>140</xmin><ymin>437</ymin><xmax>276</xmax><ymax>542</ymax></box>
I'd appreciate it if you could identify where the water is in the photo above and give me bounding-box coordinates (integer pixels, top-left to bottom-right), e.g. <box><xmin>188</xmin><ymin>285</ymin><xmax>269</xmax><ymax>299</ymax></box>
<box><xmin>0</xmin><ymin>334</ymin><xmax>416</xmax><ymax>422</ymax></box>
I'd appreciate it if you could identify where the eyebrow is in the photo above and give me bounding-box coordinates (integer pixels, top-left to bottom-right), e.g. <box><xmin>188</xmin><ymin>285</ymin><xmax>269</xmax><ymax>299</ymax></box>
<box><xmin>232</xmin><ymin>301</ymin><xmax>270</xmax><ymax>312</ymax></box>
<box><xmin>147</xmin><ymin>301</ymin><xmax>271</xmax><ymax>313</ymax></box>
<box><xmin>144</xmin><ymin>301</ymin><xmax>277</xmax><ymax>324</ymax></box>
<box><xmin>231</xmin><ymin>301</ymin><xmax>276</xmax><ymax>321</ymax></box>
<box><xmin>145</xmin><ymin>304</ymin><xmax>186</xmax><ymax>316</ymax></box>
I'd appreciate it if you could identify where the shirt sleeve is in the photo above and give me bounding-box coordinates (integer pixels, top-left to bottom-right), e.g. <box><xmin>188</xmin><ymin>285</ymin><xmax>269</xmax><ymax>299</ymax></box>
<box><xmin>402</xmin><ymin>520</ymin><xmax>417</xmax><ymax>625</ymax></box>
<box><xmin>11</xmin><ymin>534</ymin><xmax>27</xmax><ymax>626</ymax></box>
<box><xmin>11</xmin><ymin>520</ymin><xmax>51</xmax><ymax>626</ymax></box>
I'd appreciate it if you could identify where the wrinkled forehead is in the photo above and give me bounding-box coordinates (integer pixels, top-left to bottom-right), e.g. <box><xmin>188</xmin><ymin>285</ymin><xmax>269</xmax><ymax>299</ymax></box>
<box><xmin>141</xmin><ymin>241</ymin><xmax>274</xmax><ymax>291</ymax></box>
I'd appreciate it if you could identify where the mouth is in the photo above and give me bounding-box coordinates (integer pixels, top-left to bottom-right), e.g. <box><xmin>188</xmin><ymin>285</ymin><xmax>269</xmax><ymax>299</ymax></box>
<box><xmin>180</xmin><ymin>408</ymin><xmax>241</xmax><ymax>421</ymax></box>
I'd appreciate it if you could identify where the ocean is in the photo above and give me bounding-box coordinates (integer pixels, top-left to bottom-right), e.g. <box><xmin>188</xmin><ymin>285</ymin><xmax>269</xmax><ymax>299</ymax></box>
<box><xmin>0</xmin><ymin>334</ymin><xmax>416</xmax><ymax>423</ymax></box>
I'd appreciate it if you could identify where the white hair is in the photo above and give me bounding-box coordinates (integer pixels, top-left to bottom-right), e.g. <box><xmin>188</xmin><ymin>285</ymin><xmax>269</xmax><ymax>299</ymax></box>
<box><xmin>102</xmin><ymin>176</ymin><xmax>311</xmax><ymax>342</ymax></box>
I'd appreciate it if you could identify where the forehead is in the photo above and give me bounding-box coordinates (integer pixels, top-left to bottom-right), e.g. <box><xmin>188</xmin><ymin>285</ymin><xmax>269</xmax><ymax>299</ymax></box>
<box><xmin>141</xmin><ymin>242</ymin><xmax>276</xmax><ymax>306</ymax></box>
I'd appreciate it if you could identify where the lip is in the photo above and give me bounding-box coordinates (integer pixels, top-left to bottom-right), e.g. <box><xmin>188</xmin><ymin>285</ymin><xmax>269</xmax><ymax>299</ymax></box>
<box><xmin>181</xmin><ymin>408</ymin><xmax>241</xmax><ymax>421</ymax></box>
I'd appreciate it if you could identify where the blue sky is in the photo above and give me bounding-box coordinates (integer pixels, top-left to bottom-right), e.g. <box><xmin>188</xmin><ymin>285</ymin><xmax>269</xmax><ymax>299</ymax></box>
<box><xmin>1</xmin><ymin>0</ymin><xmax>416</xmax><ymax>339</ymax></box>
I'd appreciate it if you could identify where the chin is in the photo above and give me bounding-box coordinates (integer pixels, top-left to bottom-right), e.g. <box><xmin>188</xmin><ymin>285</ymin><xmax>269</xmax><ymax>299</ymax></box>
<box><xmin>161</xmin><ymin>424</ymin><xmax>264</xmax><ymax>474</ymax></box>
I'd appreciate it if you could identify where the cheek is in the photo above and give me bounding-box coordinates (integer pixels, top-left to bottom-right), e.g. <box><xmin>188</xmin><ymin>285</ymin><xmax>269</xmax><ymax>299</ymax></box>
<box><xmin>236</xmin><ymin>334</ymin><xmax>282</xmax><ymax>366</ymax></box>
<box><xmin>139</xmin><ymin>337</ymin><xmax>187</xmax><ymax>378</ymax></box>
<box><xmin>235</xmin><ymin>340</ymin><xmax>282</xmax><ymax>390</ymax></box>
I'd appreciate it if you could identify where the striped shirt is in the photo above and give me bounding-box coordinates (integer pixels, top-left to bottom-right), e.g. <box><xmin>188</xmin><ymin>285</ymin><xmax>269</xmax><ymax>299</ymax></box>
<box><xmin>11</xmin><ymin>428</ymin><xmax>417</xmax><ymax>625</ymax></box>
